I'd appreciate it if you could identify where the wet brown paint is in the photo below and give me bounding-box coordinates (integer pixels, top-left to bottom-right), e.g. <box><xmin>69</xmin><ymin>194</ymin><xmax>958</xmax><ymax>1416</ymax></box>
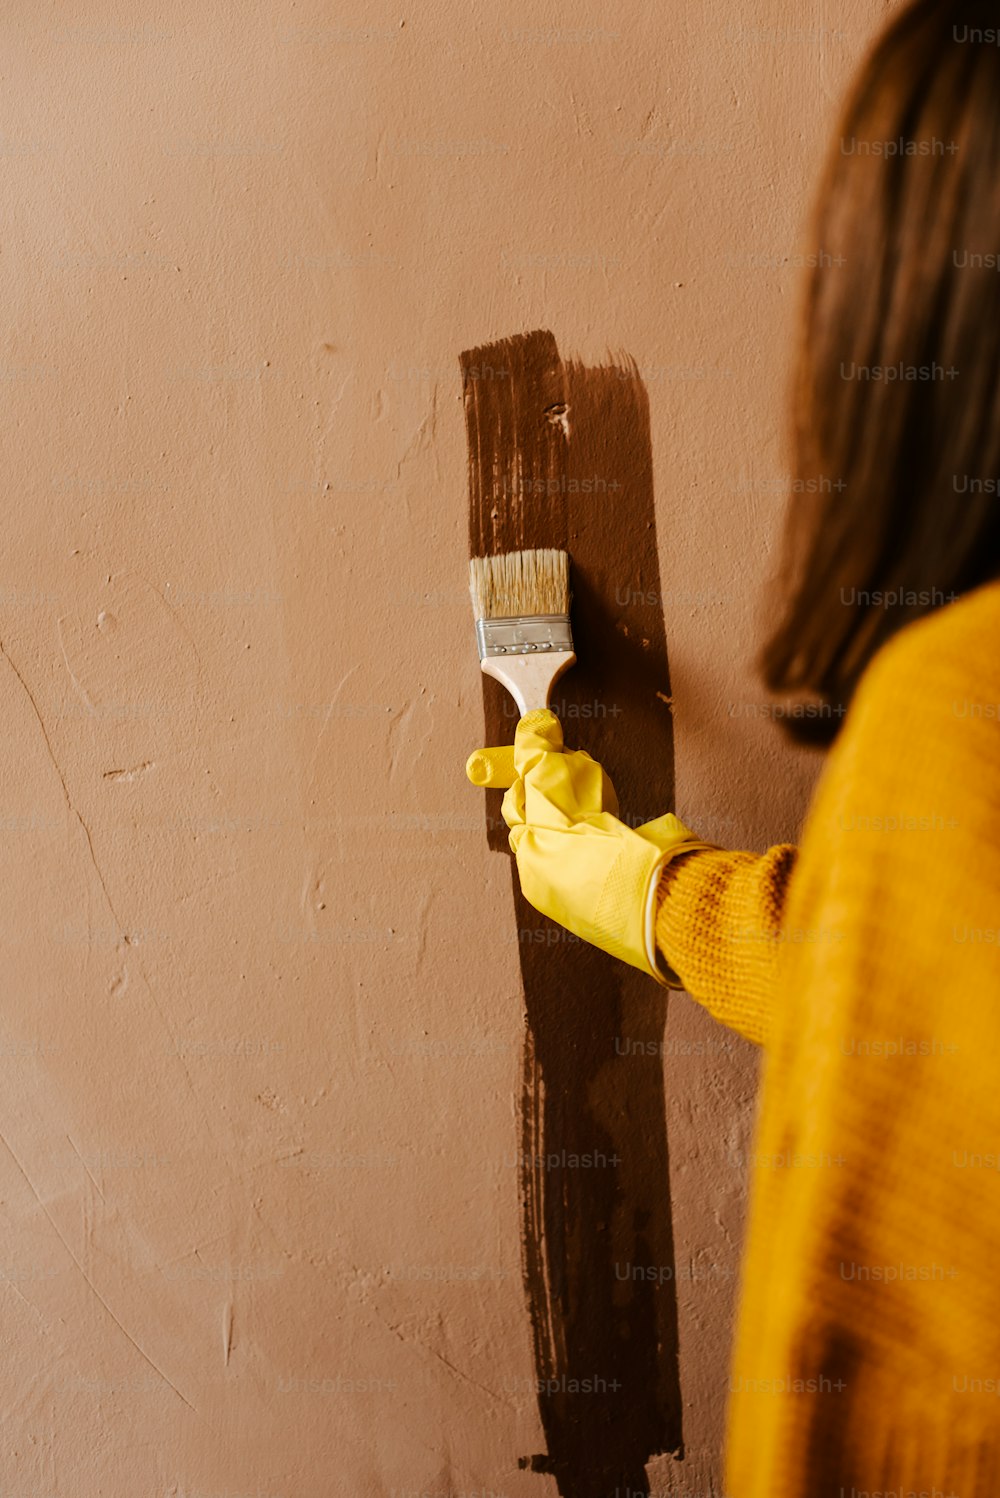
<box><xmin>462</xmin><ymin>330</ymin><xmax>684</xmax><ymax>1496</ymax></box>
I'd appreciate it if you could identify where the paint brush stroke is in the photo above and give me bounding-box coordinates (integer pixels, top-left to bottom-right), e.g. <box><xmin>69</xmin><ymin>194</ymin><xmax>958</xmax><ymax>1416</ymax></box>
<box><xmin>462</xmin><ymin>330</ymin><xmax>684</xmax><ymax>1496</ymax></box>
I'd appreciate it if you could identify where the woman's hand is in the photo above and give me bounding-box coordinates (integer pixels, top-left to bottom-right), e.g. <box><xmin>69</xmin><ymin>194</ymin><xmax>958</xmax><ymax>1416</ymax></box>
<box><xmin>466</xmin><ymin>708</ymin><xmax>715</xmax><ymax>984</ymax></box>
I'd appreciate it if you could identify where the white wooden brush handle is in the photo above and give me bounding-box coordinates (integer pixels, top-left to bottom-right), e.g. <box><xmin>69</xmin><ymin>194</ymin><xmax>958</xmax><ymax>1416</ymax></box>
<box><xmin>481</xmin><ymin>650</ymin><xmax>577</xmax><ymax>717</ymax></box>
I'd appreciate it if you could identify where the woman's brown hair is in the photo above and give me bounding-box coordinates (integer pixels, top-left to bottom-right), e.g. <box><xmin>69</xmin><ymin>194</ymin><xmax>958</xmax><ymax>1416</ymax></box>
<box><xmin>761</xmin><ymin>0</ymin><xmax>1000</xmax><ymax>745</ymax></box>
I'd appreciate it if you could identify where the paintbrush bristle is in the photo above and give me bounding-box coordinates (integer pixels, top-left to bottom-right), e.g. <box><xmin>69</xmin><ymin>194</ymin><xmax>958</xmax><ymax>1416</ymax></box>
<box><xmin>469</xmin><ymin>548</ymin><xmax>570</xmax><ymax>620</ymax></box>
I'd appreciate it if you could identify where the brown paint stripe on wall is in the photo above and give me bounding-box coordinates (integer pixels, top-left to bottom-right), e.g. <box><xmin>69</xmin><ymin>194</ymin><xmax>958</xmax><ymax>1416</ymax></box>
<box><xmin>462</xmin><ymin>330</ymin><xmax>684</xmax><ymax>1497</ymax></box>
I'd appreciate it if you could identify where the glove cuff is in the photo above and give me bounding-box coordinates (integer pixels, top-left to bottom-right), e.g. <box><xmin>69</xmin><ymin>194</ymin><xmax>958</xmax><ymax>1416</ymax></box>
<box><xmin>593</xmin><ymin>830</ymin><xmax>717</xmax><ymax>985</ymax></box>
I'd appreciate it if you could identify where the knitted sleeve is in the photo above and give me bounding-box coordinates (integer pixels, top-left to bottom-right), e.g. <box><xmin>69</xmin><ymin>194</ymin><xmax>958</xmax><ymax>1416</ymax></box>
<box><xmin>653</xmin><ymin>843</ymin><xmax>798</xmax><ymax>1047</ymax></box>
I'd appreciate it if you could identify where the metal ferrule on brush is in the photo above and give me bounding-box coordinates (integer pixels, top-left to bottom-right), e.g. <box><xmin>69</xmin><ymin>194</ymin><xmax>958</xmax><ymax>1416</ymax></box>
<box><xmin>475</xmin><ymin>614</ymin><xmax>574</xmax><ymax>659</ymax></box>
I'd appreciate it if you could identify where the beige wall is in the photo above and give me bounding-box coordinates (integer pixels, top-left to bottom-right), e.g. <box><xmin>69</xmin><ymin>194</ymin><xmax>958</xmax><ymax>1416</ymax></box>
<box><xmin>0</xmin><ymin>3</ymin><xmax>888</xmax><ymax>1494</ymax></box>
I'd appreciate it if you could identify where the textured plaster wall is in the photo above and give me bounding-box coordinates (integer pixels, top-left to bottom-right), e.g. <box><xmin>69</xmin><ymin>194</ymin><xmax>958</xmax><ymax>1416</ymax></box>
<box><xmin>0</xmin><ymin>2</ymin><xmax>888</xmax><ymax>1494</ymax></box>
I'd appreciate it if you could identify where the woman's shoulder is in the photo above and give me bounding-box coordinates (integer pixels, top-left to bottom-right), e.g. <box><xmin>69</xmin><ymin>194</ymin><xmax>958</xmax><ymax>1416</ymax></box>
<box><xmin>797</xmin><ymin>579</ymin><xmax>1000</xmax><ymax>892</ymax></box>
<box><xmin>823</xmin><ymin>577</ymin><xmax>1000</xmax><ymax>829</ymax></box>
<box><xmin>855</xmin><ymin>578</ymin><xmax>1000</xmax><ymax>718</ymax></box>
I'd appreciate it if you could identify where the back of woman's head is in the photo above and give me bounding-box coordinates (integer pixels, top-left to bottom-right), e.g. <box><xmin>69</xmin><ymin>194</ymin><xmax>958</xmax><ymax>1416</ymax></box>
<box><xmin>761</xmin><ymin>0</ymin><xmax>1000</xmax><ymax>744</ymax></box>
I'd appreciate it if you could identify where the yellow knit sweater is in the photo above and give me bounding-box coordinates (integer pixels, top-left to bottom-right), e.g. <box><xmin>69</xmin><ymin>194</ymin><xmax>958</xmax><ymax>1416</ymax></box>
<box><xmin>655</xmin><ymin>578</ymin><xmax>1000</xmax><ymax>1497</ymax></box>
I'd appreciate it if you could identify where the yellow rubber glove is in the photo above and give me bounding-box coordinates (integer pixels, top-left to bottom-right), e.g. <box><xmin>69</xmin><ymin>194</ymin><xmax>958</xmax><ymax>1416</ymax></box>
<box><xmin>466</xmin><ymin>709</ymin><xmax>717</xmax><ymax>986</ymax></box>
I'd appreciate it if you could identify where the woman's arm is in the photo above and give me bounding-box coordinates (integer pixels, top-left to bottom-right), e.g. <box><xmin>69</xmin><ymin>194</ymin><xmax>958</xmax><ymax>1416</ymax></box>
<box><xmin>466</xmin><ymin>711</ymin><xmax>797</xmax><ymax>1014</ymax></box>
<box><xmin>654</xmin><ymin>843</ymin><xmax>798</xmax><ymax>1047</ymax></box>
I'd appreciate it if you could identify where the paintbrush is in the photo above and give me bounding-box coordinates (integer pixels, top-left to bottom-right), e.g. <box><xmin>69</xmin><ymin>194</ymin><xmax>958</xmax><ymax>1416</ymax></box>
<box><xmin>467</xmin><ymin>545</ymin><xmax>576</xmax><ymax>762</ymax></box>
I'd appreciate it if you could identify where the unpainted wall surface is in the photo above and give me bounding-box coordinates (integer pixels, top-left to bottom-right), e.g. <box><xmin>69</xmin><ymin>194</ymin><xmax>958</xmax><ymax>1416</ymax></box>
<box><xmin>0</xmin><ymin>3</ymin><xmax>887</xmax><ymax>1494</ymax></box>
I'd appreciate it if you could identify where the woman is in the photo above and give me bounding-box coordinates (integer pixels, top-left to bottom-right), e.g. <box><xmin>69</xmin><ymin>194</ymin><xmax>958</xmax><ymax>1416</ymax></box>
<box><xmin>468</xmin><ymin>1</ymin><xmax>1000</xmax><ymax>1492</ymax></box>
